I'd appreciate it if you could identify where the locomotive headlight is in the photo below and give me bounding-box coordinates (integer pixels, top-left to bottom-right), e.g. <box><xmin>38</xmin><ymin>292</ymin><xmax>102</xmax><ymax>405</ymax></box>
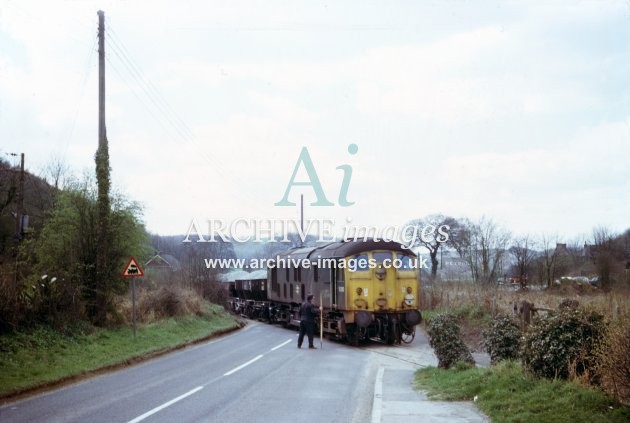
<box><xmin>404</xmin><ymin>292</ymin><xmax>415</xmax><ymax>306</ymax></box>
<box><xmin>375</xmin><ymin>266</ymin><xmax>386</xmax><ymax>280</ymax></box>
<box><xmin>356</xmin><ymin>287</ymin><xmax>363</xmax><ymax>296</ymax></box>
<box><xmin>406</xmin><ymin>286</ymin><xmax>412</xmax><ymax>294</ymax></box>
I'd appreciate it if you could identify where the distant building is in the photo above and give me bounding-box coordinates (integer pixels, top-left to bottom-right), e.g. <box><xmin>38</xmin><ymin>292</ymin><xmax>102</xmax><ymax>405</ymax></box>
<box><xmin>144</xmin><ymin>252</ymin><xmax>181</xmax><ymax>273</ymax></box>
<box><xmin>436</xmin><ymin>250</ymin><xmax>473</xmax><ymax>281</ymax></box>
<box><xmin>554</xmin><ymin>243</ymin><xmax>570</xmax><ymax>256</ymax></box>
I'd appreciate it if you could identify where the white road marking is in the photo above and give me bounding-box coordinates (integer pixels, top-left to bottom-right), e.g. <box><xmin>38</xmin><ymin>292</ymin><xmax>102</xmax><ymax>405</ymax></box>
<box><xmin>223</xmin><ymin>354</ymin><xmax>264</xmax><ymax>376</ymax></box>
<box><xmin>371</xmin><ymin>367</ymin><xmax>384</xmax><ymax>423</ymax></box>
<box><xmin>127</xmin><ymin>343</ymin><xmax>276</xmax><ymax>421</ymax></box>
<box><xmin>126</xmin><ymin>386</ymin><xmax>203</xmax><ymax>423</ymax></box>
<box><xmin>270</xmin><ymin>339</ymin><xmax>292</xmax><ymax>351</ymax></box>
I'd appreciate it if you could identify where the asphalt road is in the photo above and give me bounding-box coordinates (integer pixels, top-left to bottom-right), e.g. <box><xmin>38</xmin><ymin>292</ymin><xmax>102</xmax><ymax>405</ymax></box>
<box><xmin>0</xmin><ymin>323</ymin><xmax>376</xmax><ymax>423</ymax></box>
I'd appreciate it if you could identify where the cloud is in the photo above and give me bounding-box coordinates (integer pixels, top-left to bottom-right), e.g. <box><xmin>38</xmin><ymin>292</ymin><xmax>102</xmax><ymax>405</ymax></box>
<box><xmin>438</xmin><ymin>119</ymin><xmax>630</xmax><ymax>233</ymax></box>
<box><xmin>1</xmin><ymin>0</ymin><xmax>628</xmax><ymax>237</ymax></box>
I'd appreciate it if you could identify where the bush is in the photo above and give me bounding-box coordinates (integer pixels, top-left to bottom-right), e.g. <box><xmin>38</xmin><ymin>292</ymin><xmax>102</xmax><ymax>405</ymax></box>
<box><xmin>597</xmin><ymin>319</ymin><xmax>630</xmax><ymax>405</ymax></box>
<box><xmin>427</xmin><ymin>312</ymin><xmax>474</xmax><ymax>369</ymax></box>
<box><xmin>522</xmin><ymin>308</ymin><xmax>606</xmax><ymax>380</ymax></box>
<box><xmin>558</xmin><ymin>298</ymin><xmax>580</xmax><ymax>310</ymax></box>
<box><xmin>134</xmin><ymin>286</ymin><xmax>205</xmax><ymax>322</ymax></box>
<box><xmin>199</xmin><ymin>278</ymin><xmax>229</xmax><ymax>307</ymax></box>
<box><xmin>0</xmin><ymin>271</ymin><xmax>27</xmax><ymax>333</ymax></box>
<box><xmin>483</xmin><ymin>315</ymin><xmax>522</xmax><ymax>364</ymax></box>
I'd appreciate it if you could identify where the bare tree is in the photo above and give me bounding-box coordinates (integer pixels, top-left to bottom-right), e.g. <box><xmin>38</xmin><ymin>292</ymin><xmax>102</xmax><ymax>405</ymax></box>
<box><xmin>43</xmin><ymin>157</ymin><xmax>71</xmax><ymax>190</ymax></box>
<box><xmin>405</xmin><ymin>214</ymin><xmax>457</xmax><ymax>280</ymax></box>
<box><xmin>450</xmin><ymin>217</ymin><xmax>510</xmax><ymax>284</ymax></box>
<box><xmin>565</xmin><ymin>235</ymin><xmax>586</xmax><ymax>265</ymax></box>
<box><xmin>537</xmin><ymin>233</ymin><xmax>562</xmax><ymax>288</ymax></box>
<box><xmin>591</xmin><ymin>226</ymin><xmax>622</xmax><ymax>289</ymax></box>
<box><xmin>509</xmin><ymin>235</ymin><xmax>535</xmax><ymax>288</ymax></box>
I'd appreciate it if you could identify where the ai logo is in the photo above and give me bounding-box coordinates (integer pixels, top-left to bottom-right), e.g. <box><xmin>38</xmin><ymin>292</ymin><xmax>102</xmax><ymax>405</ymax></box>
<box><xmin>274</xmin><ymin>144</ymin><xmax>358</xmax><ymax>207</ymax></box>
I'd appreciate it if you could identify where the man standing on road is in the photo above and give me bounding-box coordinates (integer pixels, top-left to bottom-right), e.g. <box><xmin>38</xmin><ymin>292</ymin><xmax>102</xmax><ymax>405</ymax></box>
<box><xmin>298</xmin><ymin>293</ymin><xmax>317</xmax><ymax>349</ymax></box>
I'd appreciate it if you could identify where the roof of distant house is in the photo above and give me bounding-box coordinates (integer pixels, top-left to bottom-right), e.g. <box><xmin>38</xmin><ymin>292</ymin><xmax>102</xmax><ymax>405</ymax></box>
<box><xmin>145</xmin><ymin>253</ymin><xmax>181</xmax><ymax>271</ymax></box>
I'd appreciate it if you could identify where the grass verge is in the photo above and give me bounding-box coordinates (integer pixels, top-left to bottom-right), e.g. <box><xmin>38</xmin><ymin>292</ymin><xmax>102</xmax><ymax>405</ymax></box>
<box><xmin>415</xmin><ymin>361</ymin><xmax>630</xmax><ymax>423</ymax></box>
<box><xmin>0</xmin><ymin>304</ymin><xmax>241</xmax><ymax>399</ymax></box>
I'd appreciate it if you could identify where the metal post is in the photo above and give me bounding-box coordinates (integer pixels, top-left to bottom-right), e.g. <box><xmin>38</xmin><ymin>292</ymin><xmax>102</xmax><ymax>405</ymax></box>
<box><xmin>300</xmin><ymin>194</ymin><xmax>304</xmax><ymax>247</ymax></box>
<box><xmin>132</xmin><ymin>278</ymin><xmax>137</xmax><ymax>337</ymax></box>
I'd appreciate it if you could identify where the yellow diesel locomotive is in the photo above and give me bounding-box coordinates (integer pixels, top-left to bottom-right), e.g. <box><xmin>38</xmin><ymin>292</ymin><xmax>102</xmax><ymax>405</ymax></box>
<box><xmin>265</xmin><ymin>239</ymin><xmax>422</xmax><ymax>345</ymax></box>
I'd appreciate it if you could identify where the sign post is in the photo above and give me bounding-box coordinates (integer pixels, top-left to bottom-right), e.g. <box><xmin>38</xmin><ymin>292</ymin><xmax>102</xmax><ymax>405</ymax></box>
<box><xmin>122</xmin><ymin>257</ymin><xmax>144</xmax><ymax>337</ymax></box>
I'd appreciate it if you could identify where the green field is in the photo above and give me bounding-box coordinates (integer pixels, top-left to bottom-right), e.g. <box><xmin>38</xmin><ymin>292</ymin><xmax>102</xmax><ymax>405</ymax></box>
<box><xmin>0</xmin><ymin>304</ymin><xmax>240</xmax><ymax>398</ymax></box>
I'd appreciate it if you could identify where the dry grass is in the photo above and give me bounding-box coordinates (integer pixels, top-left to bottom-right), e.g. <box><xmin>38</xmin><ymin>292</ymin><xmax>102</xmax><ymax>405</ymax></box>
<box><xmin>597</xmin><ymin>318</ymin><xmax>630</xmax><ymax>405</ymax></box>
<box><xmin>421</xmin><ymin>281</ymin><xmax>630</xmax><ymax>321</ymax></box>
<box><xmin>117</xmin><ymin>285</ymin><xmax>206</xmax><ymax>324</ymax></box>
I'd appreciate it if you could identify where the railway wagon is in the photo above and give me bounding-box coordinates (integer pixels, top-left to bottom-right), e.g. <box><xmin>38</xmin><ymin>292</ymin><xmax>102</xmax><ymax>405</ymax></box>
<box><xmin>224</xmin><ymin>269</ymin><xmax>268</xmax><ymax>319</ymax></box>
<box><xmin>265</xmin><ymin>239</ymin><xmax>422</xmax><ymax>345</ymax></box>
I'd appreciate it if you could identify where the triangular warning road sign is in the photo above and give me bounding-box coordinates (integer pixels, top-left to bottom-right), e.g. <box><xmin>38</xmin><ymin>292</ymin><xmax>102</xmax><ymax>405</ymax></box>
<box><xmin>122</xmin><ymin>256</ymin><xmax>144</xmax><ymax>277</ymax></box>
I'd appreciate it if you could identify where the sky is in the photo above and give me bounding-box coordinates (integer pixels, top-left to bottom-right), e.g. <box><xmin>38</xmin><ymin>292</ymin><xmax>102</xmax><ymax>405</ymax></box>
<box><xmin>1</xmin><ymin>0</ymin><xmax>629</xmax><ymax>241</ymax></box>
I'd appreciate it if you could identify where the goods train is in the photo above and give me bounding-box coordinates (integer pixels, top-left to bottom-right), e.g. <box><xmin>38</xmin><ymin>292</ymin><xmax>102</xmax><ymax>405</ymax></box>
<box><xmin>228</xmin><ymin>239</ymin><xmax>422</xmax><ymax>345</ymax></box>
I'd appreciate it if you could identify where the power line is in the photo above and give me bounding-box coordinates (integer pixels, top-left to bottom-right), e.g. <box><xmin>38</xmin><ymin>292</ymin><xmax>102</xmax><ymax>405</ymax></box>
<box><xmin>60</xmin><ymin>32</ymin><xmax>99</xmax><ymax>157</ymax></box>
<box><xmin>105</xmin><ymin>24</ymin><xmax>254</xmax><ymax>196</ymax></box>
<box><xmin>103</xmin><ymin>18</ymin><xmax>264</xmax><ymax>207</ymax></box>
<box><xmin>104</xmin><ymin>53</ymin><xmax>261</xmax><ymax>208</ymax></box>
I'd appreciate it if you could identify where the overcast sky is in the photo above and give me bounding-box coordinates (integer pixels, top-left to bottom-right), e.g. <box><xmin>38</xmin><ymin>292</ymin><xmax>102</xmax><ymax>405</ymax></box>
<box><xmin>1</xmin><ymin>0</ymin><xmax>629</xmax><ymax>240</ymax></box>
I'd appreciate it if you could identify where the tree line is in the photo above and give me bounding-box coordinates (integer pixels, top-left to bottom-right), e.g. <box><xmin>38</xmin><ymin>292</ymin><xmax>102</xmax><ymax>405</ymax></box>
<box><xmin>1</xmin><ymin>155</ymin><xmax>628</xmax><ymax>333</ymax></box>
<box><xmin>407</xmin><ymin>214</ymin><xmax>630</xmax><ymax>289</ymax></box>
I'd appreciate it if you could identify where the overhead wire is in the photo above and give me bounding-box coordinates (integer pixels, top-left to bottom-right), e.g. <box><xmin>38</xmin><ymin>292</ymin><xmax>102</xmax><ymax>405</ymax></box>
<box><xmin>106</xmin><ymin>25</ymin><xmax>260</xmax><ymax>206</ymax></box>
<box><xmin>103</xmin><ymin>18</ymin><xmax>263</xmax><ymax>208</ymax></box>
<box><xmin>2</xmin><ymin>5</ymin><xmax>268</xmax><ymax>210</ymax></box>
<box><xmin>104</xmin><ymin>43</ymin><xmax>264</xmax><ymax>210</ymax></box>
<box><xmin>104</xmin><ymin>46</ymin><xmax>259</xmax><ymax>208</ymax></box>
<box><xmin>60</xmin><ymin>32</ymin><xmax>99</xmax><ymax>158</ymax></box>
<box><xmin>3</xmin><ymin>2</ymin><xmax>100</xmax><ymax>169</ymax></box>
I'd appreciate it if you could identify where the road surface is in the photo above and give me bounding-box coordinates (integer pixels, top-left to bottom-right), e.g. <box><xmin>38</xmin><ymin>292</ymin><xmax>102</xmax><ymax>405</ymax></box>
<box><xmin>0</xmin><ymin>322</ymin><xmax>488</xmax><ymax>423</ymax></box>
<box><xmin>0</xmin><ymin>323</ymin><xmax>373</xmax><ymax>423</ymax></box>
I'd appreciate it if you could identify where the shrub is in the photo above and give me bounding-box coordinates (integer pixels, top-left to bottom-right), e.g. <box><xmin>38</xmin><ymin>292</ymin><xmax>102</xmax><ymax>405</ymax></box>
<box><xmin>558</xmin><ymin>298</ymin><xmax>580</xmax><ymax>310</ymax></box>
<box><xmin>521</xmin><ymin>308</ymin><xmax>606</xmax><ymax>379</ymax></box>
<box><xmin>597</xmin><ymin>319</ymin><xmax>630</xmax><ymax>405</ymax></box>
<box><xmin>427</xmin><ymin>312</ymin><xmax>474</xmax><ymax>369</ymax></box>
<box><xmin>0</xmin><ymin>271</ymin><xmax>27</xmax><ymax>333</ymax></box>
<box><xmin>199</xmin><ymin>277</ymin><xmax>229</xmax><ymax>307</ymax></box>
<box><xmin>483</xmin><ymin>314</ymin><xmax>522</xmax><ymax>364</ymax></box>
<box><xmin>134</xmin><ymin>286</ymin><xmax>205</xmax><ymax>322</ymax></box>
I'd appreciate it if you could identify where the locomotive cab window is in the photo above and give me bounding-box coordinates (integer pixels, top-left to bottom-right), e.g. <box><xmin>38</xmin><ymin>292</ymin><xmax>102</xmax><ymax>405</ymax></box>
<box><xmin>373</xmin><ymin>251</ymin><xmax>392</xmax><ymax>264</ymax></box>
<box><xmin>349</xmin><ymin>254</ymin><xmax>369</xmax><ymax>272</ymax></box>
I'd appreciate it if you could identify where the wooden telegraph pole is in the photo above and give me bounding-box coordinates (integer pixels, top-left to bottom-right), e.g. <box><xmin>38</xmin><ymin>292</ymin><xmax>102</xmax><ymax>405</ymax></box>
<box><xmin>95</xmin><ymin>10</ymin><xmax>111</xmax><ymax>325</ymax></box>
<box><xmin>15</xmin><ymin>153</ymin><xmax>25</xmax><ymax>239</ymax></box>
<box><xmin>98</xmin><ymin>10</ymin><xmax>106</xmax><ymax>145</ymax></box>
